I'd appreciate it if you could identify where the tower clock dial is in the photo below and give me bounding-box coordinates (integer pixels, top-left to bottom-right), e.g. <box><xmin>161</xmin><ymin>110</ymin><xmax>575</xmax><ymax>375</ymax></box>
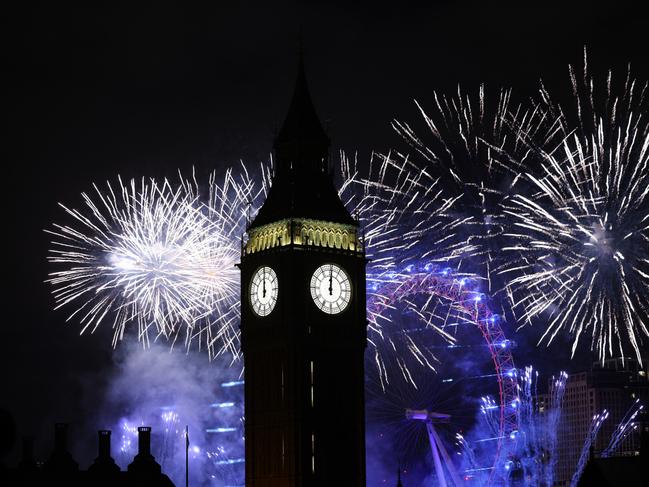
<box><xmin>250</xmin><ymin>266</ymin><xmax>278</xmax><ymax>317</ymax></box>
<box><xmin>310</xmin><ymin>264</ymin><xmax>351</xmax><ymax>314</ymax></box>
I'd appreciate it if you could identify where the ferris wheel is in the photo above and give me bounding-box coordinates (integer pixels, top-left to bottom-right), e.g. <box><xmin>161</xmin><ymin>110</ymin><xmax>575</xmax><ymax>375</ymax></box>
<box><xmin>366</xmin><ymin>266</ymin><xmax>520</xmax><ymax>485</ymax></box>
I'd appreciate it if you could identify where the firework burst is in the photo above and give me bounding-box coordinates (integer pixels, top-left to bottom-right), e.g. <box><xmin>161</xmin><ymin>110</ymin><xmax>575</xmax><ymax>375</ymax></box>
<box><xmin>47</xmin><ymin>165</ymin><xmax>266</xmax><ymax>358</ymax></box>
<box><xmin>501</xmin><ymin>51</ymin><xmax>649</xmax><ymax>363</ymax></box>
<box><xmin>339</xmin><ymin>151</ymin><xmax>465</xmax><ymax>386</ymax></box>
<box><xmin>390</xmin><ymin>85</ymin><xmax>550</xmax><ymax>292</ymax></box>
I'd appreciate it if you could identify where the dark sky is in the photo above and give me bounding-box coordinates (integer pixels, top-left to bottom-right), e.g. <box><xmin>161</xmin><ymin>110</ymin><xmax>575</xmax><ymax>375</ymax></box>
<box><xmin>4</xmin><ymin>0</ymin><xmax>648</xmax><ymax>465</ymax></box>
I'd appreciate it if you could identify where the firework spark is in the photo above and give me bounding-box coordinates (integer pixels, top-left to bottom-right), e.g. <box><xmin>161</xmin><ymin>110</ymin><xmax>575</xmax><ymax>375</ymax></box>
<box><xmin>49</xmin><ymin>135</ymin><xmax>508</xmax><ymax>379</ymax></box>
<box><xmin>340</xmin><ymin>152</ymin><xmax>490</xmax><ymax>388</ymax></box>
<box><xmin>47</xmin><ymin>166</ymin><xmax>266</xmax><ymax>358</ymax></box>
<box><xmin>389</xmin><ymin>85</ymin><xmax>549</xmax><ymax>292</ymax></box>
<box><xmin>600</xmin><ymin>398</ymin><xmax>644</xmax><ymax>457</ymax></box>
<box><xmin>570</xmin><ymin>410</ymin><xmax>609</xmax><ymax>487</ymax></box>
<box><xmin>501</xmin><ymin>51</ymin><xmax>649</xmax><ymax>363</ymax></box>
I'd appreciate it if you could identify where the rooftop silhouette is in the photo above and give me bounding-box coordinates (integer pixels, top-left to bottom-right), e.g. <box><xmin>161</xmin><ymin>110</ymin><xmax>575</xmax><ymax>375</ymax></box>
<box><xmin>1</xmin><ymin>420</ymin><xmax>175</xmax><ymax>487</ymax></box>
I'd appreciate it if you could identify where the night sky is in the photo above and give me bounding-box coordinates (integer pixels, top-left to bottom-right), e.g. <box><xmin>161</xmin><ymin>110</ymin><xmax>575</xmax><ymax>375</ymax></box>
<box><xmin>5</xmin><ymin>0</ymin><xmax>648</xmax><ymax>469</ymax></box>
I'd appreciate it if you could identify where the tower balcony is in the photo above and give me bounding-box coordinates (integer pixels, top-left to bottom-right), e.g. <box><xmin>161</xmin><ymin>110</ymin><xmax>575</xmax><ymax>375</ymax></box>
<box><xmin>242</xmin><ymin>218</ymin><xmax>364</xmax><ymax>257</ymax></box>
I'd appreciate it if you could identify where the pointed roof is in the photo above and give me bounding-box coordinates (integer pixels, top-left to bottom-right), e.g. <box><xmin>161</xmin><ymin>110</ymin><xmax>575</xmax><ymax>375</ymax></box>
<box><xmin>273</xmin><ymin>54</ymin><xmax>330</xmax><ymax>172</ymax></box>
<box><xmin>249</xmin><ymin>55</ymin><xmax>355</xmax><ymax>229</ymax></box>
<box><xmin>396</xmin><ymin>466</ymin><xmax>404</xmax><ymax>487</ymax></box>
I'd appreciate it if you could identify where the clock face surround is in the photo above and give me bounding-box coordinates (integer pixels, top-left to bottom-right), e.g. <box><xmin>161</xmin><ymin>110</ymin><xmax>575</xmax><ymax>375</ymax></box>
<box><xmin>250</xmin><ymin>266</ymin><xmax>278</xmax><ymax>317</ymax></box>
<box><xmin>310</xmin><ymin>263</ymin><xmax>351</xmax><ymax>314</ymax></box>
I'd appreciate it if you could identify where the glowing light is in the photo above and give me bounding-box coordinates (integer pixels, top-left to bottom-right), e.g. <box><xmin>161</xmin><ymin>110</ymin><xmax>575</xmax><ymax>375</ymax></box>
<box><xmin>206</xmin><ymin>427</ymin><xmax>238</xmax><ymax>433</ymax></box>
<box><xmin>209</xmin><ymin>402</ymin><xmax>235</xmax><ymax>408</ymax></box>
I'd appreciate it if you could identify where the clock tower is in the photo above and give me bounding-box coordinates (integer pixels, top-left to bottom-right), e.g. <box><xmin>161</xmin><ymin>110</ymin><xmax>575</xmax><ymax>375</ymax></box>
<box><xmin>239</xmin><ymin>57</ymin><xmax>367</xmax><ymax>486</ymax></box>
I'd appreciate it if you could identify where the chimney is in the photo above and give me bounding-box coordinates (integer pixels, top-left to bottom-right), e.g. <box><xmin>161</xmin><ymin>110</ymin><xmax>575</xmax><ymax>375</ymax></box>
<box><xmin>18</xmin><ymin>436</ymin><xmax>37</xmax><ymax>471</ymax></box>
<box><xmin>127</xmin><ymin>426</ymin><xmax>162</xmax><ymax>477</ymax></box>
<box><xmin>98</xmin><ymin>430</ymin><xmax>111</xmax><ymax>459</ymax></box>
<box><xmin>137</xmin><ymin>426</ymin><xmax>152</xmax><ymax>456</ymax></box>
<box><xmin>89</xmin><ymin>429</ymin><xmax>120</xmax><ymax>475</ymax></box>
<box><xmin>54</xmin><ymin>423</ymin><xmax>67</xmax><ymax>452</ymax></box>
<box><xmin>43</xmin><ymin>422</ymin><xmax>78</xmax><ymax>473</ymax></box>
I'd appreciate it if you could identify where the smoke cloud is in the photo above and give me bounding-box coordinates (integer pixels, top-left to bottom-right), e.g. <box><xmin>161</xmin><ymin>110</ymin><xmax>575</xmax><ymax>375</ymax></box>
<box><xmin>89</xmin><ymin>343</ymin><xmax>244</xmax><ymax>486</ymax></box>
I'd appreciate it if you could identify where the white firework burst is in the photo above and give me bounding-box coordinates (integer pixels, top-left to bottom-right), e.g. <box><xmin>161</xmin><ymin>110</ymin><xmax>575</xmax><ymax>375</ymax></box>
<box><xmin>501</xmin><ymin>51</ymin><xmax>649</xmax><ymax>363</ymax></box>
<box><xmin>47</xmin><ymin>164</ymin><xmax>267</xmax><ymax>358</ymax></box>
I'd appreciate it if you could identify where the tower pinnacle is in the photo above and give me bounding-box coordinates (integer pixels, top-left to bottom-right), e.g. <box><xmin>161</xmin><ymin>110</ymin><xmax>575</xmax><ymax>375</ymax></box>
<box><xmin>273</xmin><ymin>53</ymin><xmax>330</xmax><ymax>176</ymax></box>
<box><xmin>249</xmin><ymin>55</ymin><xmax>354</xmax><ymax>229</ymax></box>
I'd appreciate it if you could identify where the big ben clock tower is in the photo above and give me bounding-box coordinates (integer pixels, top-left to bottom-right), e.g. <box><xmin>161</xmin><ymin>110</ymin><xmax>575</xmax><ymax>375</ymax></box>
<box><xmin>239</xmin><ymin>57</ymin><xmax>367</xmax><ymax>486</ymax></box>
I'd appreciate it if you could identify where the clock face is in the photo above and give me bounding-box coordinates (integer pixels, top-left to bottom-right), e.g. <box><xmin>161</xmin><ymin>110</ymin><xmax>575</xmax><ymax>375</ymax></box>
<box><xmin>310</xmin><ymin>264</ymin><xmax>351</xmax><ymax>314</ymax></box>
<box><xmin>250</xmin><ymin>266</ymin><xmax>278</xmax><ymax>317</ymax></box>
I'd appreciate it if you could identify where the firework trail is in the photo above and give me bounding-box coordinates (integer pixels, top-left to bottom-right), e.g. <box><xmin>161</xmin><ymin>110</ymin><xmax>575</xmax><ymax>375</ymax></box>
<box><xmin>517</xmin><ymin>366</ymin><xmax>540</xmax><ymax>481</ymax></box>
<box><xmin>511</xmin><ymin>366</ymin><xmax>568</xmax><ymax>486</ymax></box>
<box><xmin>159</xmin><ymin>409</ymin><xmax>181</xmax><ymax>468</ymax></box>
<box><xmin>545</xmin><ymin>370</ymin><xmax>569</xmax><ymax>484</ymax></box>
<box><xmin>47</xmin><ymin>166</ymin><xmax>267</xmax><ymax>358</ymax></box>
<box><xmin>600</xmin><ymin>398</ymin><xmax>643</xmax><ymax>457</ymax></box>
<box><xmin>570</xmin><ymin>409</ymin><xmax>609</xmax><ymax>487</ymax></box>
<box><xmin>479</xmin><ymin>396</ymin><xmax>501</xmax><ymax>438</ymax></box>
<box><xmin>455</xmin><ymin>433</ymin><xmax>479</xmax><ymax>473</ymax></box>
<box><xmin>340</xmin><ymin>151</ymin><xmax>466</xmax><ymax>386</ymax></box>
<box><xmin>501</xmin><ymin>50</ymin><xmax>649</xmax><ymax>364</ymax></box>
<box><xmin>340</xmin><ymin>151</ymin><xmax>465</xmax><ymax>272</ymax></box>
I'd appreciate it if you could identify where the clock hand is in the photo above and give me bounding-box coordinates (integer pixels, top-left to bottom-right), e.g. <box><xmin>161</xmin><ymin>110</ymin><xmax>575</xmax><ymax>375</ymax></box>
<box><xmin>328</xmin><ymin>271</ymin><xmax>333</xmax><ymax>296</ymax></box>
<box><xmin>262</xmin><ymin>270</ymin><xmax>267</xmax><ymax>298</ymax></box>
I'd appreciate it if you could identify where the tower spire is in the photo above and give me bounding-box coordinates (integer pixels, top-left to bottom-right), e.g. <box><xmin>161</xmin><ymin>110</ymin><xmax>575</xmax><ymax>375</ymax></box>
<box><xmin>248</xmin><ymin>54</ymin><xmax>354</xmax><ymax>229</ymax></box>
<box><xmin>273</xmin><ymin>51</ymin><xmax>330</xmax><ymax>177</ymax></box>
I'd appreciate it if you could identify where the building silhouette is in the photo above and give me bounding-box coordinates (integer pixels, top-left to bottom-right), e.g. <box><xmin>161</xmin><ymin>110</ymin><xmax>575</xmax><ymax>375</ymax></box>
<box><xmin>554</xmin><ymin>358</ymin><xmax>649</xmax><ymax>486</ymax></box>
<box><xmin>239</xmin><ymin>55</ymin><xmax>367</xmax><ymax>485</ymax></box>
<box><xmin>2</xmin><ymin>423</ymin><xmax>175</xmax><ymax>486</ymax></box>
